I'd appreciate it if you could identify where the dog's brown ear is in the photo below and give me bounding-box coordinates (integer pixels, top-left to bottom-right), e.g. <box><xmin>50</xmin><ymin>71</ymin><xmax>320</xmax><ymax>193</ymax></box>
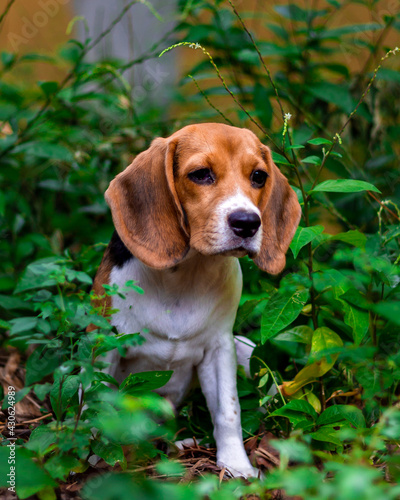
<box><xmin>253</xmin><ymin>146</ymin><xmax>302</xmax><ymax>275</ymax></box>
<box><xmin>105</xmin><ymin>138</ymin><xmax>189</xmax><ymax>269</ymax></box>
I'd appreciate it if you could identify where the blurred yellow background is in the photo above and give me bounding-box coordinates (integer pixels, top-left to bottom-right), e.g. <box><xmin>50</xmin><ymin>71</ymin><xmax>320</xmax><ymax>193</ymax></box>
<box><xmin>0</xmin><ymin>0</ymin><xmax>398</xmax><ymax>82</ymax></box>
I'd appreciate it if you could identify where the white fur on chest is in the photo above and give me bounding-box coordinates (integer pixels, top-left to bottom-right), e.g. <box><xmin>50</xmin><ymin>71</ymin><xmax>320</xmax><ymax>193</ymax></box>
<box><xmin>108</xmin><ymin>253</ymin><xmax>242</xmax><ymax>401</ymax></box>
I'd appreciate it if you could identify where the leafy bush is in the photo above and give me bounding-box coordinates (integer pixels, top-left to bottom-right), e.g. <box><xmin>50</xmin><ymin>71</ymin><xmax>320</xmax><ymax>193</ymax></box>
<box><xmin>0</xmin><ymin>0</ymin><xmax>400</xmax><ymax>499</ymax></box>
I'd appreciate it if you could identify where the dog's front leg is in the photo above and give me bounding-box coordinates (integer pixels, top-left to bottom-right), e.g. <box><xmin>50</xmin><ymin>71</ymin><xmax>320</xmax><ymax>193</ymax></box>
<box><xmin>197</xmin><ymin>333</ymin><xmax>258</xmax><ymax>478</ymax></box>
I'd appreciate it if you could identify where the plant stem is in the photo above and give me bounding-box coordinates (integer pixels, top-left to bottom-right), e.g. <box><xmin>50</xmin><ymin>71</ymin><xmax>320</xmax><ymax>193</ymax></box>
<box><xmin>227</xmin><ymin>0</ymin><xmax>285</xmax><ymax>120</ymax></box>
<box><xmin>253</xmin><ymin>356</ymin><xmax>286</xmax><ymax>406</ymax></box>
<box><xmin>189</xmin><ymin>75</ymin><xmax>235</xmax><ymax>126</ymax></box>
<box><xmin>73</xmin><ymin>387</ymin><xmax>85</xmax><ymax>435</ymax></box>
<box><xmin>0</xmin><ymin>0</ymin><xmax>15</xmax><ymax>30</ymax></box>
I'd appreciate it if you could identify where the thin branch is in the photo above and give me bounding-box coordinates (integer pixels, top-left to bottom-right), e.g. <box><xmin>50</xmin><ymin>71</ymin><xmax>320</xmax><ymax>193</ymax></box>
<box><xmin>188</xmin><ymin>75</ymin><xmax>235</xmax><ymax>126</ymax></box>
<box><xmin>355</xmin><ymin>15</ymin><xmax>396</xmax><ymax>88</ymax></box>
<box><xmin>227</xmin><ymin>0</ymin><xmax>285</xmax><ymax>120</ymax></box>
<box><xmin>0</xmin><ymin>0</ymin><xmax>16</xmax><ymax>31</ymax></box>
<box><xmin>338</xmin><ymin>47</ymin><xmax>400</xmax><ymax>140</ymax></box>
<box><xmin>369</xmin><ymin>192</ymin><xmax>400</xmax><ymax>221</ymax></box>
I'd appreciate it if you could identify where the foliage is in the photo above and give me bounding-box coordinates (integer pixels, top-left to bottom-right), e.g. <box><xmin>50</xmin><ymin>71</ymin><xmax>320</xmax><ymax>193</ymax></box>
<box><xmin>0</xmin><ymin>0</ymin><xmax>400</xmax><ymax>499</ymax></box>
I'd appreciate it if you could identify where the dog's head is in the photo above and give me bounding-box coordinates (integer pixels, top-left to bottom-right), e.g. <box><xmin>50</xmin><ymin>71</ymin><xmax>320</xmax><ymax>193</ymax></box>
<box><xmin>105</xmin><ymin>123</ymin><xmax>301</xmax><ymax>274</ymax></box>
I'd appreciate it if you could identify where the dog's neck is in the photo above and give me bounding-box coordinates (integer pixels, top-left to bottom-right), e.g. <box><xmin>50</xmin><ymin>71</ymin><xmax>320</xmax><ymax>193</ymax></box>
<box><xmin>137</xmin><ymin>250</ymin><xmax>237</xmax><ymax>294</ymax></box>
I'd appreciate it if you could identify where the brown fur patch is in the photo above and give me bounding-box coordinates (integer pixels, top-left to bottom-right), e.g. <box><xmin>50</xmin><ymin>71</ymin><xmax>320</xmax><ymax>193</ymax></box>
<box><xmin>87</xmin><ymin>248</ymin><xmax>113</xmax><ymax>332</ymax></box>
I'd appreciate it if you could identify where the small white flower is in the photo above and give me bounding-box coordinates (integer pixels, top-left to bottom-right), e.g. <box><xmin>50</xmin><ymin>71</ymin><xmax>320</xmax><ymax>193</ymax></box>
<box><xmin>189</xmin><ymin>43</ymin><xmax>201</xmax><ymax>49</ymax></box>
<box><xmin>284</xmin><ymin>112</ymin><xmax>292</xmax><ymax>121</ymax></box>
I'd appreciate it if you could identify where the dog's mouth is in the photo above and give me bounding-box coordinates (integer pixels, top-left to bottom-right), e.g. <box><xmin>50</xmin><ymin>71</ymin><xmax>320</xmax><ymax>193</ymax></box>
<box><xmin>219</xmin><ymin>246</ymin><xmax>257</xmax><ymax>258</ymax></box>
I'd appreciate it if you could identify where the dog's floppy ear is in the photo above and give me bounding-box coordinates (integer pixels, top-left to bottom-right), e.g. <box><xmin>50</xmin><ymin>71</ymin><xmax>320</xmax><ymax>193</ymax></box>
<box><xmin>105</xmin><ymin>137</ymin><xmax>189</xmax><ymax>269</ymax></box>
<box><xmin>253</xmin><ymin>146</ymin><xmax>302</xmax><ymax>275</ymax></box>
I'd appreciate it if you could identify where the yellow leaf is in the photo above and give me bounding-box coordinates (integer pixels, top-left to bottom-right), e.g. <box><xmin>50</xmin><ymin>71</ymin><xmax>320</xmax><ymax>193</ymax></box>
<box><xmin>281</xmin><ymin>327</ymin><xmax>343</xmax><ymax>396</ymax></box>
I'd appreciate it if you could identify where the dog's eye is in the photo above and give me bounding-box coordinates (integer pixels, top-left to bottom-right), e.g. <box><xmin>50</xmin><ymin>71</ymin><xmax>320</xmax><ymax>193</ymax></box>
<box><xmin>251</xmin><ymin>169</ymin><xmax>268</xmax><ymax>188</ymax></box>
<box><xmin>188</xmin><ymin>168</ymin><xmax>215</xmax><ymax>185</ymax></box>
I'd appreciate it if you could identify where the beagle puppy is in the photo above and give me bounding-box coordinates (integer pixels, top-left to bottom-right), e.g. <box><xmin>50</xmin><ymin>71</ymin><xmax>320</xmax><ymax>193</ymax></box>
<box><xmin>92</xmin><ymin>123</ymin><xmax>301</xmax><ymax>478</ymax></box>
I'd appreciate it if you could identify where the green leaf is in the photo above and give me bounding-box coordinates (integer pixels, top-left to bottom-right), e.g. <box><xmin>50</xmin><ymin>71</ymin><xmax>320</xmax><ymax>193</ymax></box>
<box><xmin>0</xmin><ymin>318</ymin><xmax>10</xmax><ymax>329</ymax></box>
<box><xmin>123</xmin><ymin>280</ymin><xmax>144</xmax><ymax>295</ymax></box>
<box><xmin>0</xmin><ymin>447</ymin><xmax>57</xmax><ymax>497</ymax></box>
<box><xmin>26</xmin><ymin>347</ymin><xmax>62</xmax><ymax>386</ymax></box>
<box><xmin>261</xmin><ymin>288</ymin><xmax>309</xmax><ymax>343</ymax></box>
<box><xmin>270</xmin><ymin>439</ymin><xmax>313</xmax><ymax>464</ymax></box>
<box><xmin>302</xmin><ymin>155</ymin><xmax>321</xmax><ymax>165</ymax></box>
<box><xmin>259</xmin><ymin>42</ymin><xmax>301</xmax><ymax>58</ymax></box>
<box><xmin>234</xmin><ymin>298</ymin><xmax>262</xmax><ymax>330</ymax></box>
<box><xmin>314</xmin><ymin>269</ymin><xmax>348</xmax><ymax>293</ymax></box>
<box><xmin>94</xmin><ymin>372</ymin><xmax>120</xmax><ymax>387</ymax></box>
<box><xmin>291</xmin><ymin>185</ymin><xmax>304</xmax><ymax>205</ymax></box>
<box><xmin>274</xmin><ymin>4</ymin><xmax>308</xmax><ymax>22</ymax></box>
<box><xmin>339</xmin><ymin>289</ymin><xmax>370</xmax><ymax>310</ymax></box>
<box><xmin>317</xmin><ymin>405</ymin><xmax>366</xmax><ymax>429</ymax></box>
<box><xmin>14</xmin><ymin>258</ymin><xmax>62</xmax><ymax>293</ymax></box>
<box><xmin>15</xmin><ymin>387</ymin><xmax>30</xmax><ymax>404</ymax></box>
<box><xmin>65</xmin><ymin>269</ymin><xmax>93</xmax><ymax>285</ymax></box>
<box><xmin>274</xmin><ymin>325</ymin><xmax>314</xmax><ymax>344</ymax></box>
<box><xmin>375</xmin><ymin>68</ymin><xmax>400</xmax><ymax>83</ymax></box>
<box><xmin>290</xmin><ymin>225</ymin><xmax>324</xmax><ymax>258</ymax></box>
<box><xmin>315</xmin><ymin>269</ymin><xmax>369</xmax><ymax>344</ymax></box>
<box><xmin>269</xmin><ymin>400</ymin><xmax>318</xmax><ymax>426</ymax></box>
<box><xmin>309</xmin><ymin>179</ymin><xmax>381</xmax><ymax>194</ymax></box>
<box><xmin>328</xmin><ymin>230</ymin><xmax>367</xmax><ymax>248</ymax></box>
<box><xmin>283</xmin><ymin>399</ymin><xmax>318</xmax><ymax>419</ymax></box>
<box><xmin>320</xmin><ymin>22</ymin><xmax>383</xmax><ymax>39</ymax></box>
<box><xmin>0</xmin><ymin>190</ymin><xmax>5</xmax><ymax>216</ymax></box>
<box><xmin>307</xmin><ymin>138</ymin><xmax>333</xmax><ymax>146</ymax></box>
<box><xmin>343</xmin><ymin>304</ymin><xmax>369</xmax><ymax>345</ymax></box>
<box><xmin>307</xmin><ymin>82</ymin><xmax>354</xmax><ymax>113</ymax></box>
<box><xmin>25</xmin><ymin>425</ymin><xmax>57</xmax><ymax>455</ymax></box>
<box><xmin>44</xmin><ymin>454</ymin><xmax>82</xmax><ymax>481</ymax></box>
<box><xmin>372</xmin><ymin>302</ymin><xmax>400</xmax><ymax>326</ymax></box>
<box><xmin>9</xmin><ymin>317</ymin><xmax>38</xmax><ymax>335</ymax></box>
<box><xmin>310</xmin><ymin>427</ymin><xmax>343</xmax><ymax>447</ymax></box>
<box><xmin>91</xmin><ymin>438</ymin><xmax>125</xmax><ymax>467</ymax></box>
<box><xmin>0</xmin><ymin>294</ymin><xmax>32</xmax><ymax>310</ymax></box>
<box><xmin>38</xmin><ymin>81</ymin><xmax>58</xmax><ymax>97</ymax></box>
<box><xmin>50</xmin><ymin>375</ymin><xmax>80</xmax><ymax>420</ymax></box>
<box><xmin>258</xmin><ymin>372</ymin><xmax>269</xmax><ymax>388</ymax></box>
<box><xmin>289</xmin><ymin>390</ymin><xmax>322</xmax><ymax>414</ymax></box>
<box><xmin>271</xmin><ymin>151</ymin><xmax>291</xmax><ymax>165</ymax></box>
<box><xmin>34</xmin><ymin>383</ymin><xmax>53</xmax><ymax>401</ymax></box>
<box><xmin>120</xmin><ymin>370</ymin><xmax>173</xmax><ymax>396</ymax></box>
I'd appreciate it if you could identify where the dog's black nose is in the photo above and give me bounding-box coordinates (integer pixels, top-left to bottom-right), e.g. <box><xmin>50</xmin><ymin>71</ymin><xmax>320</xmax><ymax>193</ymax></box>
<box><xmin>228</xmin><ymin>211</ymin><xmax>261</xmax><ymax>238</ymax></box>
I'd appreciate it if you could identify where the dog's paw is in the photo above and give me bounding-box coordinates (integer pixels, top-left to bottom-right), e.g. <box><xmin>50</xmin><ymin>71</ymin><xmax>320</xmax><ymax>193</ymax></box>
<box><xmin>174</xmin><ymin>437</ymin><xmax>197</xmax><ymax>450</ymax></box>
<box><xmin>217</xmin><ymin>457</ymin><xmax>260</xmax><ymax>479</ymax></box>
